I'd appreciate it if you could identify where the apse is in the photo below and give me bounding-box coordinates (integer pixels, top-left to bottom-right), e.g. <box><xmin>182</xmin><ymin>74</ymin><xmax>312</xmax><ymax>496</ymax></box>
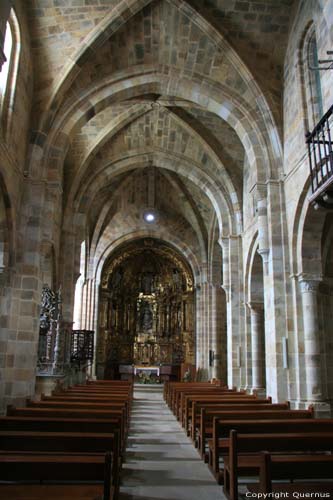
<box><xmin>97</xmin><ymin>238</ymin><xmax>195</xmax><ymax>381</ymax></box>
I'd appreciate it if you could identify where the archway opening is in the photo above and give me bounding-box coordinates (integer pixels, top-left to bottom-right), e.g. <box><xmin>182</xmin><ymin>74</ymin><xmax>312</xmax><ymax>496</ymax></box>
<box><xmin>249</xmin><ymin>249</ymin><xmax>266</xmax><ymax>392</ymax></box>
<box><xmin>97</xmin><ymin>238</ymin><xmax>195</xmax><ymax>382</ymax></box>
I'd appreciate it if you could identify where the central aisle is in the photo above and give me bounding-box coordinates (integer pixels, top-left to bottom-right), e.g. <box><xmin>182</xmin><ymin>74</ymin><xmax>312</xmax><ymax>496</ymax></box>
<box><xmin>120</xmin><ymin>384</ymin><xmax>225</xmax><ymax>500</ymax></box>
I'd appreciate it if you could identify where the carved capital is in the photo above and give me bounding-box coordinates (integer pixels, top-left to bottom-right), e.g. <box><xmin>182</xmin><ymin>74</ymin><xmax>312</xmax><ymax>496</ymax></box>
<box><xmin>249</xmin><ymin>182</ymin><xmax>267</xmax><ymax>204</ymax></box>
<box><xmin>247</xmin><ymin>301</ymin><xmax>264</xmax><ymax>312</ymax></box>
<box><xmin>299</xmin><ymin>279</ymin><xmax>320</xmax><ymax>294</ymax></box>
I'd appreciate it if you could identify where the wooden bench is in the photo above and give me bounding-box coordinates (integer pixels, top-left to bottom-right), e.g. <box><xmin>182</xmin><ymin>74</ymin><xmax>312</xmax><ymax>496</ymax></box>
<box><xmin>224</xmin><ymin>431</ymin><xmax>333</xmax><ymax>500</ymax></box>
<box><xmin>27</xmin><ymin>399</ymin><xmax>131</xmax><ymax>422</ymax></box>
<box><xmin>208</xmin><ymin>418</ymin><xmax>333</xmax><ymax>484</ymax></box>
<box><xmin>182</xmin><ymin>395</ymin><xmax>276</xmax><ymax>433</ymax></box>
<box><xmin>173</xmin><ymin>389</ymin><xmax>247</xmax><ymax>420</ymax></box>
<box><xmin>208</xmin><ymin>417</ymin><xmax>333</xmax><ymax>484</ymax></box>
<box><xmin>0</xmin><ymin>430</ymin><xmax>120</xmax><ymax>495</ymax></box>
<box><xmin>199</xmin><ymin>407</ymin><xmax>314</xmax><ymax>462</ymax></box>
<box><xmin>0</xmin><ymin>415</ymin><xmax>126</xmax><ymax>452</ymax></box>
<box><xmin>209</xmin><ymin>417</ymin><xmax>333</xmax><ymax>482</ymax></box>
<box><xmin>164</xmin><ymin>381</ymin><xmax>222</xmax><ymax>404</ymax></box>
<box><xmin>180</xmin><ymin>393</ymin><xmax>264</xmax><ymax>426</ymax></box>
<box><xmin>255</xmin><ymin>451</ymin><xmax>333</xmax><ymax>494</ymax></box>
<box><xmin>7</xmin><ymin>404</ymin><xmax>126</xmax><ymax>421</ymax></box>
<box><xmin>167</xmin><ymin>384</ymin><xmax>229</xmax><ymax>412</ymax></box>
<box><xmin>0</xmin><ymin>452</ymin><xmax>114</xmax><ymax>500</ymax></box>
<box><xmin>189</xmin><ymin>402</ymin><xmax>290</xmax><ymax>440</ymax></box>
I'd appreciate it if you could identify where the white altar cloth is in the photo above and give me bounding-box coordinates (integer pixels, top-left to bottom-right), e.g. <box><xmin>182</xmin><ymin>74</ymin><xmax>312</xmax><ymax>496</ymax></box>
<box><xmin>134</xmin><ymin>365</ymin><xmax>160</xmax><ymax>376</ymax></box>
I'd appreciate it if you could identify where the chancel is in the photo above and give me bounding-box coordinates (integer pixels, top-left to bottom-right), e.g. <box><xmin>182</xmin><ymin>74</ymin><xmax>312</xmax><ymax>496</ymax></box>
<box><xmin>0</xmin><ymin>1</ymin><xmax>333</xmax><ymax>498</ymax></box>
<box><xmin>98</xmin><ymin>239</ymin><xmax>195</xmax><ymax>381</ymax></box>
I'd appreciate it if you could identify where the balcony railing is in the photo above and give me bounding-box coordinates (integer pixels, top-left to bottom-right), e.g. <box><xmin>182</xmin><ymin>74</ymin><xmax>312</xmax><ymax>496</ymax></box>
<box><xmin>307</xmin><ymin>104</ymin><xmax>333</xmax><ymax>206</ymax></box>
<box><xmin>71</xmin><ymin>330</ymin><xmax>94</xmax><ymax>366</ymax></box>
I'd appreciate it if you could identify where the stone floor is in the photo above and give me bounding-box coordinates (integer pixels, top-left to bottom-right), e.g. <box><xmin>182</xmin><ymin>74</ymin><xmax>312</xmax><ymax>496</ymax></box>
<box><xmin>119</xmin><ymin>384</ymin><xmax>226</xmax><ymax>500</ymax></box>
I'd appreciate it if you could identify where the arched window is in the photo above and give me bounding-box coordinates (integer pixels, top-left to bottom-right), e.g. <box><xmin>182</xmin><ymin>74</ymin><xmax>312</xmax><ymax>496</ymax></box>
<box><xmin>307</xmin><ymin>30</ymin><xmax>324</xmax><ymax>121</ymax></box>
<box><xmin>301</xmin><ymin>25</ymin><xmax>324</xmax><ymax>130</ymax></box>
<box><xmin>0</xmin><ymin>9</ymin><xmax>20</xmax><ymax>131</ymax></box>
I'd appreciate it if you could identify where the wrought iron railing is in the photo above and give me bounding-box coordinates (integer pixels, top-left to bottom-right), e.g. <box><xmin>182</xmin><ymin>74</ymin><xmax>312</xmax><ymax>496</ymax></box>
<box><xmin>71</xmin><ymin>330</ymin><xmax>94</xmax><ymax>366</ymax></box>
<box><xmin>37</xmin><ymin>321</ymin><xmax>73</xmax><ymax>375</ymax></box>
<box><xmin>306</xmin><ymin>104</ymin><xmax>333</xmax><ymax>205</ymax></box>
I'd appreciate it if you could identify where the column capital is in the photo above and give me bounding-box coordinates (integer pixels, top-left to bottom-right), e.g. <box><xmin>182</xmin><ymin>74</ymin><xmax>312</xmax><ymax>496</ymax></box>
<box><xmin>247</xmin><ymin>301</ymin><xmax>264</xmax><ymax>312</ymax></box>
<box><xmin>249</xmin><ymin>182</ymin><xmax>267</xmax><ymax>203</ymax></box>
<box><xmin>218</xmin><ymin>234</ymin><xmax>240</xmax><ymax>249</ymax></box>
<box><xmin>298</xmin><ymin>274</ymin><xmax>321</xmax><ymax>293</ymax></box>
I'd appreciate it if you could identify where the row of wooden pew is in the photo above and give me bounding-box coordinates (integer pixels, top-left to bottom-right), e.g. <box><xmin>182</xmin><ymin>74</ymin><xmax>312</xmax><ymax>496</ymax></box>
<box><xmin>164</xmin><ymin>381</ymin><xmax>333</xmax><ymax>499</ymax></box>
<box><xmin>0</xmin><ymin>379</ymin><xmax>133</xmax><ymax>499</ymax></box>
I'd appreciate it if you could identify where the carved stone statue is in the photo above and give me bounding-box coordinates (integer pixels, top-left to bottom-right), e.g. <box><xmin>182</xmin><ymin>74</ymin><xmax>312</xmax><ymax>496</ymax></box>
<box><xmin>140</xmin><ymin>301</ymin><xmax>153</xmax><ymax>331</ymax></box>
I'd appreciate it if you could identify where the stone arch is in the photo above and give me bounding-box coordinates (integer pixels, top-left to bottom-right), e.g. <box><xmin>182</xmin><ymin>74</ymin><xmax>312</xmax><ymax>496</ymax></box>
<box><xmin>94</xmin><ymin>230</ymin><xmax>201</xmax><ymax>288</ymax></box>
<box><xmin>42</xmin><ymin>69</ymin><xmax>277</xmax><ymax>186</ymax></box>
<box><xmin>40</xmin><ymin>0</ymin><xmax>154</xmax><ymax>128</ymax></box>
<box><xmin>85</xmin><ymin>230</ymin><xmax>202</xmax><ymax>366</ymax></box>
<box><xmin>88</xmin><ymin>167</ymin><xmax>208</xmax><ymax>265</ymax></box>
<box><xmin>67</xmin><ymin>104</ymin><xmax>240</xmax><ymax>223</ymax></box>
<box><xmin>246</xmin><ymin>233</ymin><xmax>266</xmax><ymax>392</ymax></box>
<box><xmin>40</xmin><ymin>0</ymin><xmax>281</xmax><ymax>170</ymax></box>
<box><xmin>297</xmin><ymin>198</ymin><xmax>325</xmax><ymax>280</ymax></box>
<box><xmin>73</xmin><ymin>152</ymin><xmax>236</xmax><ymax>238</ymax></box>
<box><xmin>317</xmin><ymin>215</ymin><xmax>333</xmax><ymax>408</ymax></box>
<box><xmin>290</xmin><ymin>171</ymin><xmax>324</xmax><ymax>279</ymax></box>
<box><xmin>291</xmin><ymin>177</ymin><xmax>330</xmax><ymax>407</ymax></box>
<box><xmin>207</xmin><ymin>216</ymin><xmax>227</xmax><ymax>381</ymax></box>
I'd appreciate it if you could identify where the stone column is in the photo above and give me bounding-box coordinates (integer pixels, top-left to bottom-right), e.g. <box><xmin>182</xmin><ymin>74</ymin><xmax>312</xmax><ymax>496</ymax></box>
<box><xmin>249</xmin><ymin>302</ymin><xmax>265</xmax><ymax>390</ymax></box>
<box><xmin>299</xmin><ymin>278</ymin><xmax>323</xmax><ymax>401</ymax></box>
<box><xmin>194</xmin><ymin>274</ymin><xmax>210</xmax><ymax>381</ymax></box>
<box><xmin>195</xmin><ymin>283</ymin><xmax>204</xmax><ymax>372</ymax></box>
<box><xmin>257</xmin><ymin>198</ymin><xmax>269</xmax><ymax>273</ymax></box>
<box><xmin>210</xmin><ymin>284</ymin><xmax>222</xmax><ymax>380</ymax></box>
<box><xmin>219</xmin><ymin>235</ymin><xmax>242</xmax><ymax>388</ymax></box>
<box><xmin>259</xmin><ymin>180</ymin><xmax>288</xmax><ymax>402</ymax></box>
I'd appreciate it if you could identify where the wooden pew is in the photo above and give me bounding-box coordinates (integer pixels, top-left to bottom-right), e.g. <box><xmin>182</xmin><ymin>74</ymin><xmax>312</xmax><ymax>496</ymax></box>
<box><xmin>209</xmin><ymin>417</ymin><xmax>333</xmax><ymax>483</ymax></box>
<box><xmin>0</xmin><ymin>415</ymin><xmax>126</xmax><ymax>452</ymax></box>
<box><xmin>224</xmin><ymin>431</ymin><xmax>333</xmax><ymax>500</ymax></box>
<box><xmin>164</xmin><ymin>381</ymin><xmax>220</xmax><ymax>404</ymax></box>
<box><xmin>0</xmin><ymin>452</ymin><xmax>113</xmax><ymax>500</ymax></box>
<box><xmin>0</xmin><ymin>430</ymin><xmax>120</xmax><ymax>495</ymax></box>
<box><xmin>200</xmin><ymin>408</ymin><xmax>314</xmax><ymax>462</ymax></box>
<box><xmin>174</xmin><ymin>389</ymin><xmax>249</xmax><ymax>419</ymax></box>
<box><xmin>1</xmin><ymin>383</ymin><xmax>132</xmax><ymax>499</ymax></box>
<box><xmin>189</xmin><ymin>402</ymin><xmax>290</xmax><ymax>440</ymax></box>
<box><xmin>182</xmin><ymin>395</ymin><xmax>274</xmax><ymax>432</ymax></box>
<box><xmin>166</xmin><ymin>382</ymin><xmax>227</xmax><ymax>410</ymax></box>
<box><xmin>7</xmin><ymin>406</ymin><xmax>127</xmax><ymax>447</ymax></box>
<box><xmin>255</xmin><ymin>451</ymin><xmax>333</xmax><ymax>495</ymax></box>
<box><xmin>180</xmin><ymin>392</ymin><xmax>263</xmax><ymax>425</ymax></box>
<box><xmin>60</xmin><ymin>386</ymin><xmax>132</xmax><ymax>394</ymax></box>
<box><xmin>27</xmin><ymin>399</ymin><xmax>131</xmax><ymax>422</ymax></box>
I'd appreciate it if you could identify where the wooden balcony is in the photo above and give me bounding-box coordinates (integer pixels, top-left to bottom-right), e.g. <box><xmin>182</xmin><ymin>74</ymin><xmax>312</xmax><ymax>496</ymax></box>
<box><xmin>307</xmin><ymin>104</ymin><xmax>333</xmax><ymax>207</ymax></box>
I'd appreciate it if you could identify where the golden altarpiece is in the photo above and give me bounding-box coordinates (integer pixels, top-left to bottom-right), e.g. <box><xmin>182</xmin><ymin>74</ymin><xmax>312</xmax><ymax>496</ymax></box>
<box><xmin>97</xmin><ymin>240</ymin><xmax>195</xmax><ymax>379</ymax></box>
